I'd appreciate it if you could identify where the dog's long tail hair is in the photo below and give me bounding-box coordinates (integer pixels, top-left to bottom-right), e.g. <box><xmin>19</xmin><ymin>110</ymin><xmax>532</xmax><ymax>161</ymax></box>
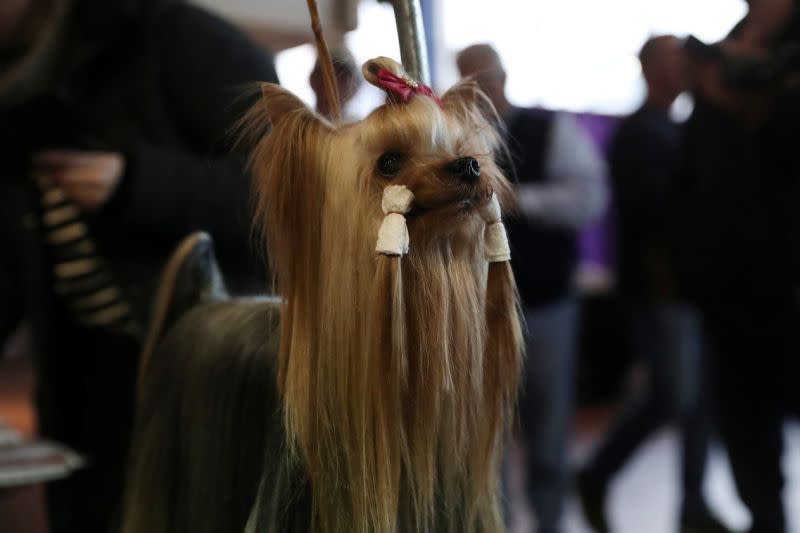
<box><xmin>121</xmin><ymin>235</ymin><xmax>281</xmax><ymax>533</ymax></box>
<box><xmin>122</xmin><ymin>301</ymin><xmax>279</xmax><ymax>533</ymax></box>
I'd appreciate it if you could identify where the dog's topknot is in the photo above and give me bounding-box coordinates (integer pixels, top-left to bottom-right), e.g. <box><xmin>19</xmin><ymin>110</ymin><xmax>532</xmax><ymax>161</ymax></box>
<box><xmin>362</xmin><ymin>56</ymin><xmax>441</xmax><ymax>106</ymax></box>
<box><xmin>362</xmin><ymin>56</ymin><xmax>407</xmax><ymax>86</ymax></box>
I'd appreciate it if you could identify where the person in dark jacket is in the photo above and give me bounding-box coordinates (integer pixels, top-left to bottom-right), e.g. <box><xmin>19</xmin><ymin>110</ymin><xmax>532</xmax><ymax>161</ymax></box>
<box><xmin>0</xmin><ymin>1</ymin><xmax>279</xmax><ymax>532</ymax></box>
<box><xmin>576</xmin><ymin>35</ymin><xmax>730</xmax><ymax>533</ymax></box>
<box><xmin>458</xmin><ymin>44</ymin><xmax>607</xmax><ymax>533</ymax></box>
<box><xmin>674</xmin><ymin>2</ymin><xmax>800</xmax><ymax>532</ymax></box>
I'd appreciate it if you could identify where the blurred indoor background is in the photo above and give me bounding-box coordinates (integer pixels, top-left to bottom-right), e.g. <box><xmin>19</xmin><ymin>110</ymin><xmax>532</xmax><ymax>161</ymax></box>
<box><xmin>1</xmin><ymin>1</ymin><xmax>798</xmax><ymax>533</ymax></box>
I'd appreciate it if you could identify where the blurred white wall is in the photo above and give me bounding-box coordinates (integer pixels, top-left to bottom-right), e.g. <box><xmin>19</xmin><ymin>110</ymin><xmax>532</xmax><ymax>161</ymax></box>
<box><xmin>435</xmin><ymin>0</ymin><xmax>748</xmax><ymax>114</ymax></box>
<box><xmin>206</xmin><ymin>0</ymin><xmax>749</xmax><ymax>117</ymax></box>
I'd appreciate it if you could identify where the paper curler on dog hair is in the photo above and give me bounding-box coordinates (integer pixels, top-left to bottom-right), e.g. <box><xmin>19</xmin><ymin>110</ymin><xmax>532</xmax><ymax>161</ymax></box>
<box><xmin>478</xmin><ymin>192</ymin><xmax>522</xmax><ymax>450</ymax></box>
<box><xmin>376</xmin><ymin>185</ymin><xmax>414</xmax><ymax>255</ymax></box>
<box><xmin>479</xmin><ymin>193</ymin><xmax>511</xmax><ymax>263</ymax></box>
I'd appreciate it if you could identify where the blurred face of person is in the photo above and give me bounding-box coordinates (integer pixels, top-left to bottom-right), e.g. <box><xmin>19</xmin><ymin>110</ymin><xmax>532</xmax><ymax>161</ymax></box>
<box><xmin>456</xmin><ymin>53</ymin><xmax>506</xmax><ymax>110</ymax></box>
<box><xmin>646</xmin><ymin>37</ymin><xmax>688</xmax><ymax>103</ymax></box>
<box><xmin>0</xmin><ymin>0</ymin><xmax>32</xmax><ymax>46</ymax></box>
<box><xmin>660</xmin><ymin>37</ymin><xmax>689</xmax><ymax>97</ymax></box>
<box><xmin>309</xmin><ymin>60</ymin><xmax>359</xmax><ymax>119</ymax></box>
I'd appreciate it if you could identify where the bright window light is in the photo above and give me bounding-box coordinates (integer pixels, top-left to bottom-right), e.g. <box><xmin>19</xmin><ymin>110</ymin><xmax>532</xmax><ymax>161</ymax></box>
<box><xmin>435</xmin><ymin>0</ymin><xmax>748</xmax><ymax>114</ymax></box>
<box><xmin>275</xmin><ymin>1</ymin><xmax>400</xmax><ymax>118</ymax></box>
<box><xmin>276</xmin><ymin>0</ymin><xmax>747</xmax><ymax>116</ymax></box>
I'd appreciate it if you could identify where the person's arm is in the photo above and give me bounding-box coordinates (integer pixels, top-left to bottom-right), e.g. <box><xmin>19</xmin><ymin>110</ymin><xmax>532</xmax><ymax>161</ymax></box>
<box><xmin>109</xmin><ymin>5</ymin><xmax>280</xmax><ymax>254</ymax></box>
<box><xmin>517</xmin><ymin>113</ymin><xmax>608</xmax><ymax>228</ymax></box>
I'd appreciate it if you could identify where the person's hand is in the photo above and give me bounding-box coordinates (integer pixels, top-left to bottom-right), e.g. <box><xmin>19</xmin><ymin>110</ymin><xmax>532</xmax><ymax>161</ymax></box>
<box><xmin>34</xmin><ymin>150</ymin><xmax>125</xmax><ymax>211</ymax></box>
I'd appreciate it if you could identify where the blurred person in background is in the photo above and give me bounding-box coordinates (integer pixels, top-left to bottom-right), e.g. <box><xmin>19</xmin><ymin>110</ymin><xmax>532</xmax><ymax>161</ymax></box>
<box><xmin>576</xmin><ymin>35</ymin><xmax>730</xmax><ymax>533</ymax></box>
<box><xmin>458</xmin><ymin>44</ymin><xmax>607</xmax><ymax>533</ymax></box>
<box><xmin>309</xmin><ymin>46</ymin><xmax>360</xmax><ymax>120</ymax></box>
<box><xmin>0</xmin><ymin>0</ymin><xmax>279</xmax><ymax>532</ymax></box>
<box><xmin>675</xmin><ymin>1</ymin><xmax>800</xmax><ymax>532</ymax></box>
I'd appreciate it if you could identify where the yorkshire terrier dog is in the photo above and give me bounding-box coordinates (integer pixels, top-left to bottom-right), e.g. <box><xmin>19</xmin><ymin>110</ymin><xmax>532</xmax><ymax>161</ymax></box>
<box><xmin>122</xmin><ymin>57</ymin><xmax>522</xmax><ymax>533</ymax></box>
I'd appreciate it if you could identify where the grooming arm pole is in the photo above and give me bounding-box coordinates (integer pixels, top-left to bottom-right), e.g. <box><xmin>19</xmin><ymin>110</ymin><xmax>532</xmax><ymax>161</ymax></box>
<box><xmin>388</xmin><ymin>0</ymin><xmax>431</xmax><ymax>84</ymax></box>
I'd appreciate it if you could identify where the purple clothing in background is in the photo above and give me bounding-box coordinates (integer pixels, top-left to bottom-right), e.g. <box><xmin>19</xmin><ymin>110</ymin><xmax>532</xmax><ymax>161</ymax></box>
<box><xmin>575</xmin><ymin>113</ymin><xmax>620</xmax><ymax>270</ymax></box>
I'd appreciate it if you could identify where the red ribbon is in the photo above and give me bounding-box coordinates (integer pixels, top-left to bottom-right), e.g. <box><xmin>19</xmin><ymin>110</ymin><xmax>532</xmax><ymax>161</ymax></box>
<box><xmin>375</xmin><ymin>68</ymin><xmax>442</xmax><ymax>107</ymax></box>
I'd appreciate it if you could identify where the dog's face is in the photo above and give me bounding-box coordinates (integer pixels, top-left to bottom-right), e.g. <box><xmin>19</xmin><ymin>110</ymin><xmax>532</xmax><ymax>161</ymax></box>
<box><xmin>251</xmin><ymin>56</ymin><xmax>512</xmax><ymax>260</ymax></box>
<box><xmin>344</xmin><ymin>89</ymin><xmax>509</xmax><ymax>242</ymax></box>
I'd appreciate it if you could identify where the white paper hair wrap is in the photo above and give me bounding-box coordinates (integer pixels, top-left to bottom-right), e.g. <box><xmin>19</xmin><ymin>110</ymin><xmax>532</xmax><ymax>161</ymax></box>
<box><xmin>375</xmin><ymin>185</ymin><xmax>414</xmax><ymax>255</ymax></box>
<box><xmin>479</xmin><ymin>193</ymin><xmax>511</xmax><ymax>263</ymax></box>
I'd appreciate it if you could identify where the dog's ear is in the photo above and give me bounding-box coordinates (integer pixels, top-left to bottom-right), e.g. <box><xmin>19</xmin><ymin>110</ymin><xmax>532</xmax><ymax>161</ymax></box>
<box><xmin>441</xmin><ymin>80</ymin><xmax>500</xmax><ymax>126</ymax></box>
<box><xmin>260</xmin><ymin>83</ymin><xmax>317</xmax><ymax>125</ymax></box>
<box><xmin>236</xmin><ymin>83</ymin><xmax>324</xmax><ymax>154</ymax></box>
<box><xmin>441</xmin><ymin>79</ymin><xmax>486</xmax><ymax>108</ymax></box>
<box><xmin>441</xmin><ymin>79</ymin><xmax>480</xmax><ymax>105</ymax></box>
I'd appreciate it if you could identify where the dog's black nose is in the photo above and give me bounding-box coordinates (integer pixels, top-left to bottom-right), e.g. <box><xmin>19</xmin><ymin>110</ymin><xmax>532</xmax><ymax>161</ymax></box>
<box><xmin>447</xmin><ymin>157</ymin><xmax>481</xmax><ymax>183</ymax></box>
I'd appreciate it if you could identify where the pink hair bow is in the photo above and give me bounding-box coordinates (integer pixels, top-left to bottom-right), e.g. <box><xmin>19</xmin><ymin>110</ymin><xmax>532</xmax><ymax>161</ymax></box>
<box><xmin>375</xmin><ymin>68</ymin><xmax>442</xmax><ymax>107</ymax></box>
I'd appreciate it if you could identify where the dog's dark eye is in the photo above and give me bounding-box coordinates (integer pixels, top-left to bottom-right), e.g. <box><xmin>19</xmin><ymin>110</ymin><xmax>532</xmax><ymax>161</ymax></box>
<box><xmin>376</xmin><ymin>152</ymin><xmax>406</xmax><ymax>177</ymax></box>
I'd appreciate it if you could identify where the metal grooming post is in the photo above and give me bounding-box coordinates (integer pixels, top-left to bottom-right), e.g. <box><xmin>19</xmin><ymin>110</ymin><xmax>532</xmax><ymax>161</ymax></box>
<box><xmin>388</xmin><ymin>0</ymin><xmax>431</xmax><ymax>84</ymax></box>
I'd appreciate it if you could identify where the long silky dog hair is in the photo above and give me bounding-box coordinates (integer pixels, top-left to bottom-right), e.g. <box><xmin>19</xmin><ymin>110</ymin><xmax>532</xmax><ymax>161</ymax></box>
<box><xmin>121</xmin><ymin>234</ymin><xmax>282</xmax><ymax>533</ymax></box>
<box><xmin>122</xmin><ymin>56</ymin><xmax>522</xmax><ymax>533</ymax></box>
<box><xmin>244</xmin><ymin>56</ymin><xmax>522</xmax><ymax>533</ymax></box>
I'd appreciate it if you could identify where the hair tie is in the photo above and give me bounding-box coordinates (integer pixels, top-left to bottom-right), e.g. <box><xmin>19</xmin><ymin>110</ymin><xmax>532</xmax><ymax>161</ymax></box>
<box><xmin>376</xmin><ymin>185</ymin><xmax>414</xmax><ymax>255</ymax></box>
<box><xmin>374</xmin><ymin>68</ymin><xmax>443</xmax><ymax>107</ymax></box>
<box><xmin>362</xmin><ymin>57</ymin><xmax>443</xmax><ymax>107</ymax></box>
<box><xmin>479</xmin><ymin>193</ymin><xmax>511</xmax><ymax>263</ymax></box>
